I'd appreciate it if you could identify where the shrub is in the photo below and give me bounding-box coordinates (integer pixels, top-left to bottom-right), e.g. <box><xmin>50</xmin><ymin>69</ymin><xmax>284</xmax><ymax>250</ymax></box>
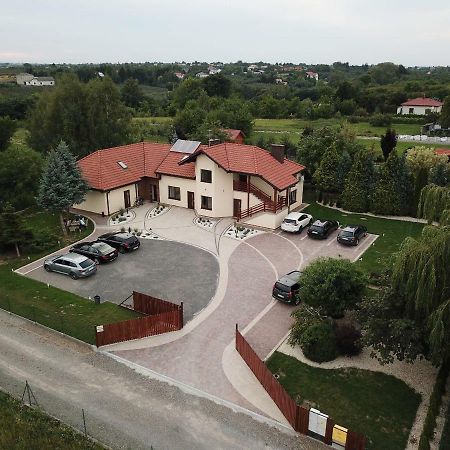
<box><xmin>334</xmin><ymin>321</ymin><xmax>362</xmax><ymax>356</ymax></box>
<box><xmin>301</xmin><ymin>321</ymin><xmax>338</xmax><ymax>363</ymax></box>
<box><xmin>22</xmin><ymin>229</ymin><xmax>59</xmax><ymax>253</ymax></box>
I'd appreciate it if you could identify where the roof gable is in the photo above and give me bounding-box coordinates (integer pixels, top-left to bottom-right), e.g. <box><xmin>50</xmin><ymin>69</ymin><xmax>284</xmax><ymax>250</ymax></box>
<box><xmin>401</xmin><ymin>97</ymin><xmax>443</xmax><ymax>107</ymax></box>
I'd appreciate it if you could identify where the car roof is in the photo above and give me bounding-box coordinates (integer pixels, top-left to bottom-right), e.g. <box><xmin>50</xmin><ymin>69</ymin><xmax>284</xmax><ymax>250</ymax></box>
<box><xmin>277</xmin><ymin>271</ymin><xmax>302</xmax><ymax>286</ymax></box>
<box><xmin>342</xmin><ymin>224</ymin><xmax>362</xmax><ymax>231</ymax></box>
<box><xmin>285</xmin><ymin>212</ymin><xmax>302</xmax><ymax>220</ymax></box>
<box><xmin>57</xmin><ymin>252</ymin><xmax>90</xmax><ymax>262</ymax></box>
<box><xmin>311</xmin><ymin>219</ymin><xmax>327</xmax><ymax>226</ymax></box>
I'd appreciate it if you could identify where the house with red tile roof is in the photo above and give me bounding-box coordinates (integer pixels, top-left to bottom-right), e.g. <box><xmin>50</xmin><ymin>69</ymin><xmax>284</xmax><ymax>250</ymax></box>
<box><xmin>397</xmin><ymin>97</ymin><xmax>443</xmax><ymax>115</ymax></box>
<box><xmin>222</xmin><ymin>129</ymin><xmax>245</xmax><ymax>144</ymax></box>
<box><xmin>75</xmin><ymin>140</ymin><xmax>305</xmax><ymax>229</ymax></box>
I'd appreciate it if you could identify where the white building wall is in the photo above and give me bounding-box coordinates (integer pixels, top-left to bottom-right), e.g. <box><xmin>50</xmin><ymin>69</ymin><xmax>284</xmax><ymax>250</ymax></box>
<box><xmin>233</xmin><ymin>191</ymin><xmax>261</xmax><ymax>209</ymax></box>
<box><xmin>107</xmin><ymin>183</ymin><xmax>137</xmax><ymax>214</ymax></box>
<box><xmin>250</xmin><ymin>176</ymin><xmax>274</xmax><ymax>199</ymax></box>
<box><xmin>159</xmin><ymin>175</ymin><xmax>196</xmax><ymax>209</ymax></box>
<box><xmin>397</xmin><ymin>105</ymin><xmax>442</xmax><ymax>115</ymax></box>
<box><xmin>195</xmin><ymin>154</ymin><xmax>234</xmax><ymax>217</ymax></box>
<box><xmin>74</xmin><ymin>190</ymin><xmax>107</xmax><ymax>215</ymax></box>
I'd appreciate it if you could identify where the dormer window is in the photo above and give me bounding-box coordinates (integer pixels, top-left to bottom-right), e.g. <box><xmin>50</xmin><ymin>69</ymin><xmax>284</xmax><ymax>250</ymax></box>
<box><xmin>118</xmin><ymin>161</ymin><xmax>128</xmax><ymax>169</ymax></box>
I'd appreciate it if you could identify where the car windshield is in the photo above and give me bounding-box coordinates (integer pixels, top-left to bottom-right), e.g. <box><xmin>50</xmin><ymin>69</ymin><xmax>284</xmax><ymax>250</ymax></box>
<box><xmin>79</xmin><ymin>260</ymin><xmax>93</xmax><ymax>268</ymax></box>
<box><xmin>283</xmin><ymin>219</ymin><xmax>296</xmax><ymax>225</ymax></box>
<box><xmin>309</xmin><ymin>225</ymin><xmax>323</xmax><ymax>232</ymax></box>
<box><xmin>340</xmin><ymin>230</ymin><xmax>354</xmax><ymax>238</ymax></box>
<box><xmin>274</xmin><ymin>282</ymin><xmax>291</xmax><ymax>293</ymax></box>
<box><xmin>93</xmin><ymin>242</ymin><xmax>112</xmax><ymax>254</ymax></box>
<box><xmin>125</xmin><ymin>237</ymin><xmax>136</xmax><ymax>243</ymax></box>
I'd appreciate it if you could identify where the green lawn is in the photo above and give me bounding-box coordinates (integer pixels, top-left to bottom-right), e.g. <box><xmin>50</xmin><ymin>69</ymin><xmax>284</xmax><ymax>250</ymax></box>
<box><xmin>267</xmin><ymin>352</ymin><xmax>421</xmax><ymax>450</ymax></box>
<box><xmin>303</xmin><ymin>202</ymin><xmax>424</xmax><ymax>276</ymax></box>
<box><xmin>0</xmin><ymin>209</ymin><xmax>140</xmax><ymax>345</ymax></box>
<box><xmin>0</xmin><ymin>390</ymin><xmax>104</xmax><ymax>449</ymax></box>
<box><xmin>253</xmin><ymin>118</ymin><xmax>422</xmax><ymax>136</ymax></box>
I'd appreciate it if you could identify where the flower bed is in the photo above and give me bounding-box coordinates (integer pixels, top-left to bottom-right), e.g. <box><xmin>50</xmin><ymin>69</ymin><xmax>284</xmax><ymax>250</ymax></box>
<box><xmin>194</xmin><ymin>216</ymin><xmax>217</xmax><ymax>230</ymax></box>
<box><xmin>109</xmin><ymin>210</ymin><xmax>134</xmax><ymax>226</ymax></box>
<box><xmin>225</xmin><ymin>224</ymin><xmax>261</xmax><ymax>240</ymax></box>
<box><xmin>147</xmin><ymin>204</ymin><xmax>169</xmax><ymax>218</ymax></box>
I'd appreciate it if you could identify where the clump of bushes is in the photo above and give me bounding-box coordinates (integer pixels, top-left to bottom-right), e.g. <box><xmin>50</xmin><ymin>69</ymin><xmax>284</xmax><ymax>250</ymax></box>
<box><xmin>301</xmin><ymin>321</ymin><xmax>338</xmax><ymax>363</ymax></box>
<box><xmin>333</xmin><ymin>321</ymin><xmax>362</xmax><ymax>356</ymax></box>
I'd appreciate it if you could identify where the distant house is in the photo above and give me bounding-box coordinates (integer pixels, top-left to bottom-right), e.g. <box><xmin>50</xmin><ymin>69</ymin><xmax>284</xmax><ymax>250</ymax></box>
<box><xmin>397</xmin><ymin>97</ymin><xmax>443</xmax><ymax>115</ymax></box>
<box><xmin>195</xmin><ymin>72</ymin><xmax>209</xmax><ymax>78</ymax></box>
<box><xmin>75</xmin><ymin>140</ymin><xmax>305</xmax><ymax>230</ymax></box>
<box><xmin>275</xmin><ymin>78</ymin><xmax>288</xmax><ymax>86</ymax></box>
<box><xmin>24</xmin><ymin>76</ymin><xmax>55</xmax><ymax>86</ymax></box>
<box><xmin>222</xmin><ymin>129</ymin><xmax>245</xmax><ymax>144</ymax></box>
<box><xmin>208</xmin><ymin>66</ymin><xmax>221</xmax><ymax>75</ymax></box>
<box><xmin>174</xmin><ymin>72</ymin><xmax>185</xmax><ymax>80</ymax></box>
<box><xmin>16</xmin><ymin>73</ymin><xmax>34</xmax><ymax>85</ymax></box>
<box><xmin>306</xmin><ymin>71</ymin><xmax>319</xmax><ymax>81</ymax></box>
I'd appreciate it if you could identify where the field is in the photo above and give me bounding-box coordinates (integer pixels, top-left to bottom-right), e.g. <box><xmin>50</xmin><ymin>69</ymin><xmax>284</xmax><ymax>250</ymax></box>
<box><xmin>0</xmin><ymin>390</ymin><xmax>104</xmax><ymax>450</ymax></box>
<box><xmin>267</xmin><ymin>352</ymin><xmax>421</xmax><ymax>450</ymax></box>
<box><xmin>303</xmin><ymin>202</ymin><xmax>425</xmax><ymax>276</ymax></box>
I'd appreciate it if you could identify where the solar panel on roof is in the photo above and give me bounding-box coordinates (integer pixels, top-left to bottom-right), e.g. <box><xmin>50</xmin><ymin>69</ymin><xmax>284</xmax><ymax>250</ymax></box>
<box><xmin>170</xmin><ymin>139</ymin><xmax>201</xmax><ymax>154</ymax></box>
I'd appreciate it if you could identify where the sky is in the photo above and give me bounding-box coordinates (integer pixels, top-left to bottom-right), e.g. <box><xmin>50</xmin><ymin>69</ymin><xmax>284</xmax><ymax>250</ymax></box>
<box><xmin>1</xmin><ymin>0</ymin><xmax>450</xmax><ymax>66</ymax></box>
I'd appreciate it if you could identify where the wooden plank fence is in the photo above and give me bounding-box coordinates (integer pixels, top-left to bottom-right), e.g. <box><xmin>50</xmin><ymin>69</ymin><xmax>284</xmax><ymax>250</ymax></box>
<box><xmin>95</xmin><ymin>291</ymin><xmax>183</xmax><ymax>347</ymax></box>
<box><xmin>235</xmin><ymin>325</ymin><xmax>365</xmax><ymax>450</ymax></box>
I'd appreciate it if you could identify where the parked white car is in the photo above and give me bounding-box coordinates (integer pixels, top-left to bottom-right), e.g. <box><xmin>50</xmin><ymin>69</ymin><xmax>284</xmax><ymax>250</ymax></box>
<box><xmin>281</xmin><ymin>212</ymin><xmax>313</xmax><ymax>233</ymax></box>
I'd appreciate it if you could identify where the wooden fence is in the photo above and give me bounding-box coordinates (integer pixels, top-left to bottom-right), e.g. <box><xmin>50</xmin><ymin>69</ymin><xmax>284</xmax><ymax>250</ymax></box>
<box><xmin>235</xmin><ymin>325</ymin><xmax>365</xmax><ymax>450</ymax></box>
<box><xmin>95</xmin><ymin>292</ymin><xmax>183</xmax><ymax>347</ymax></box>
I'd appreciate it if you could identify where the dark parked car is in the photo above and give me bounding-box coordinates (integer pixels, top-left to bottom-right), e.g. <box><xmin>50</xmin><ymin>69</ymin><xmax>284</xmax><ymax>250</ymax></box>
<box><xmin>97</xmin><ymin>232</ymin><xmax>140</xmax><ymax>253</ymax></box>
<box><xmin>44</xmin><ymin>253</ymin><xmax>97</xmax><ymax>279</ymax></box>
<box><xmin>70</xmin><ymin>241</ymin><xmax>118</xmax><ymax>263</ymax></box>
<box><xmin>272</xmin><ymin>270</ymin><xmax>302</xmax><ymax>305</ymax></box>
<box><xmin>307</xmin><ymin>220</ymin><xmax>339</xmax><ymax>239</ymax></box>
<box><xmin>337</xmin><ymin>225</ymin><xmax>367</xmax><ymax>246</ymax></box>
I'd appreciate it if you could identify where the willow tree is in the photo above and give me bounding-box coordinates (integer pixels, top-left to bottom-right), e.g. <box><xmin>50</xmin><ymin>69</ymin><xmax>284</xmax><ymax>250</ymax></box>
<box><xmin>418</xmin><ymin>184</ymin><xmax>450</xmax><ymax>223</ymax></box>
<box><xmin>390</xmin><ymin>226</ymin><xmax>450</xmax><ymax>364</ymax></box>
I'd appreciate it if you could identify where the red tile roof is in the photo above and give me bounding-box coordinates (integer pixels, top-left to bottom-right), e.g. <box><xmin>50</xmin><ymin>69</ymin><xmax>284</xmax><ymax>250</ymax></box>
<box><xmin>78</xmin><ymin>142</ymin><xmax>171</xmax><ymax>191</ymax></box>
<box><xmin>434</xmin><ymin>148</ymin><xmax>450</xmax><ymax>156</ymax></box>
<box><xmin>78</xmin><ymin>141</ymin><xmax>305</xmax><ymax>192</ymax></box>
<box><xmin>181</xmin><ymin>143</ymin><xmax>304</xmax><ymax>190</ymax></box>
<box><xmin>401</xmin><ymin>97</ymin><xmax>443</xmax><ymax>107</ymax></box>
<box><xmin>155</xmin><ymin>151</ymin><xmax>196</xmax><ymax>179</ymax></box>
<box><xmin>222</xmin><ymin>129</ymin><xmax>245</xmax><ymax>140</ymax></box>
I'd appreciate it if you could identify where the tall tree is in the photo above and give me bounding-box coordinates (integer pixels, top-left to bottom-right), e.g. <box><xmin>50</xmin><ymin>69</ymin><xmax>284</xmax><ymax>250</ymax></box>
<box><xmin>37</xmin><ymin>141</ymin><xmax>88</xmax><ymax>229</ymax></box>
<box><xmin>418</xmin><ymin>185</ymin><xmax>450</xmax><ymax>224</ymax></box>
<box><xmin>341</xmin><ymin>150</ymin><xmax>376</xmax><ymax>212</ymax></box>
<box><xmin>202</xmin><ymin>73</ymin><xmax>231</xmax><ymax>98</ymax></box>
<box><xmin>0</xmin><ymin>203</ymin><xmax>31</xmax><ymax>257</ymax></box>
<box><xmin>440</xmin><ymin>95</ymin><xmax>450</xmax><ymax>128</ymax></box>
<box><xmin>429</xmin><ymin>162</ymin><xmax>450</xmax><ymax>187</ymax></box>
<box><xmin>380</xmin><ymin>128</ymin><xmax>397</xmax><ymax>161</ymax></box>
<box><xmin>0</xmin><ymin>117</ymin><xmax>17</xmax><ymax>151</ymax></box>
<box><xmin>0</xmin><ymin>145</ymin><xmax>43</xmax><ymax>210</ymax></box>
<box><xmin>121</xmin><ymin>78</ymin><xmax>144</xmax><ymax>108</ymax></box>
<box><xmin>372</xmin><ymin>151</ymin><xmax>413</xmax><ymax>215</ymax></box>
<box><xmin>313</xmin><ymin>144</ymin><xmax>344</xmax><ymax>193</ymax></box>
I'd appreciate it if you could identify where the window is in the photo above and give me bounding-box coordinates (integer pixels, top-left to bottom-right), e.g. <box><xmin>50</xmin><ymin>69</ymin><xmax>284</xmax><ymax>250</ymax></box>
<box><xmin>409</xmin><ymin>107</ymin><xmax>414</xmax><ymax>114</ymax></box>
<box><xmin>117</xmin><ymin>161</ymin><xmax>128</xmax><ymax>169</ymax></box>
<box><xmin>425</xmin><ymin>108</ymin><xmax>431</xmax><ymax>114</ymax></box>
<box><xmin>289</xmin><ymin>189</ymin><xmax>297</xmax><ymax>204</ymax></box>
<box><xmin>201</xmin><ymin>169</ymin><xmax>212</xmax><ymax>183</ymax></box>
<box><xmin>201</xmin><ymin>196</ymin><xmax>212</xmax><ymax>210</ymax></box>
<box><xmin>168</xmin><ymin>186</ymin><xmax>181</xmax><ymax>200</ymax></box>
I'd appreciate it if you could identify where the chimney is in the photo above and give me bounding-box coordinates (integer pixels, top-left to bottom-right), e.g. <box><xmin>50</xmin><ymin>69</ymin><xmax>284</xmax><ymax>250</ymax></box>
<box><xmin>270</xmin><ymin>144</ymin><xmax>285</xmax><ymax>163</ymax></box>
<box><xmin>208</xmin><ymin>138</ymin><xmax>221</xmax><ymax>147</ymax></box>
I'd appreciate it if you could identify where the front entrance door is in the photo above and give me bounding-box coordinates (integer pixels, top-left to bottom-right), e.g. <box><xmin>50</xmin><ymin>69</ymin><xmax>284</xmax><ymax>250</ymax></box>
<box><xmin>151</xmin><ymin>185</ymin><xmax>158</xmax><ymax>202</ymax></box>
<box><xmin>187</xmin><ymin>191</ymin><xmax>195</xmax><ymax>209</ymax></box>
<box><xmin>124</xmin><ymin>190</ymin><xmax>131</xmax><ymax>208</ymax></box>
<box><xmin>233</xmin><ymin>199</ymin><xmax>241</xmax><ymax>218</ymax></box>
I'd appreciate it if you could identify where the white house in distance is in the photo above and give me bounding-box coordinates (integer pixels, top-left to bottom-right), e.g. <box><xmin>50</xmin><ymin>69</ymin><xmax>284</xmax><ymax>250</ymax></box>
<box><xmin>75</xmin><ymin>140</ymin><xmax>305</xmax><ymax>230</ymax></box>
<box><xmin>16</xmin><ymin>73</ymin><xmax>34</xmax><ymax>85</ymax></box>
<box><xmin>306</xmin><ymin>71</ymin><xmax>319</xmax><ymax>81</ymax></box>
<box><xmin>397</xmin><ymin>97</ymin><xmax>443</xmax><ymax>115</ymax></box>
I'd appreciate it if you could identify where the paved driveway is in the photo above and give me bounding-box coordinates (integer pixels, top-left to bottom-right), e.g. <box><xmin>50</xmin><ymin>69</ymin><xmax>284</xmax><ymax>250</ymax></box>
<box><xmin>24</xmin><ymin>239</ymin><xmax>219</xmax><ymax>323</ymax></box>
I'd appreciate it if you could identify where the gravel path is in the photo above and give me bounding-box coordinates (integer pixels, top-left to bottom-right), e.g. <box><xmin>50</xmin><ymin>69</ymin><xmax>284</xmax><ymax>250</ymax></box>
<box><xmin>279</xmin><ymin>342</ymin><xmax>438</xmax><ymax>450</ymax></box>
<box><xmin>0</xmin><ymin>309</ymin><xmax>324</xmax><ymax>450</ymax></box>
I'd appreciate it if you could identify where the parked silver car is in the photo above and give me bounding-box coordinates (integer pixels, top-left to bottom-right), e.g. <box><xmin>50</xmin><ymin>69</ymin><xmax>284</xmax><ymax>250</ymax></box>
<box><xmin>44</xmin><ymin>253</ymin><xmax>97</xmax><ymax>279</ymax></box>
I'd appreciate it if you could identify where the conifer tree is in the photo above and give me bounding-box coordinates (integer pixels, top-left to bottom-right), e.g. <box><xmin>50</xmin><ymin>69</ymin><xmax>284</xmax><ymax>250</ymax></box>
<box><xmin>37</xmin><ymin>141</ymin><xmax>88</xmax><ymax>227</ymax></box>
<box><xmin>341</xmin><ymin>151</ymin><xmax>376</xmax><ymax>212</ymax></box>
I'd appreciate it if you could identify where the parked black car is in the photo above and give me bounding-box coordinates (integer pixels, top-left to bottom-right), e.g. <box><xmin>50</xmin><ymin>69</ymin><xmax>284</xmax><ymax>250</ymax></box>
<box><xmin>70</xmin><ymin>241</ymin><xmax>118</xmax><ymax>263</ymax></box>
<box><xmin>97</xmin><ymin>232</ymin><xmax>140</xmax><ymax>253</ymax></box>
<box><xmin>337</xmin><ymin>225</ymin><xmax>367</xmax><ymax>246</ymax></box>
<box><xmin>307</xmin><ymin>220</ymin><xmax>339</xmax><ymax>239</ymax></box>
<box><xmin>272</xmin><ymin>271</ymin><xmax>302</xmax><ymax>305</ymax></box>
